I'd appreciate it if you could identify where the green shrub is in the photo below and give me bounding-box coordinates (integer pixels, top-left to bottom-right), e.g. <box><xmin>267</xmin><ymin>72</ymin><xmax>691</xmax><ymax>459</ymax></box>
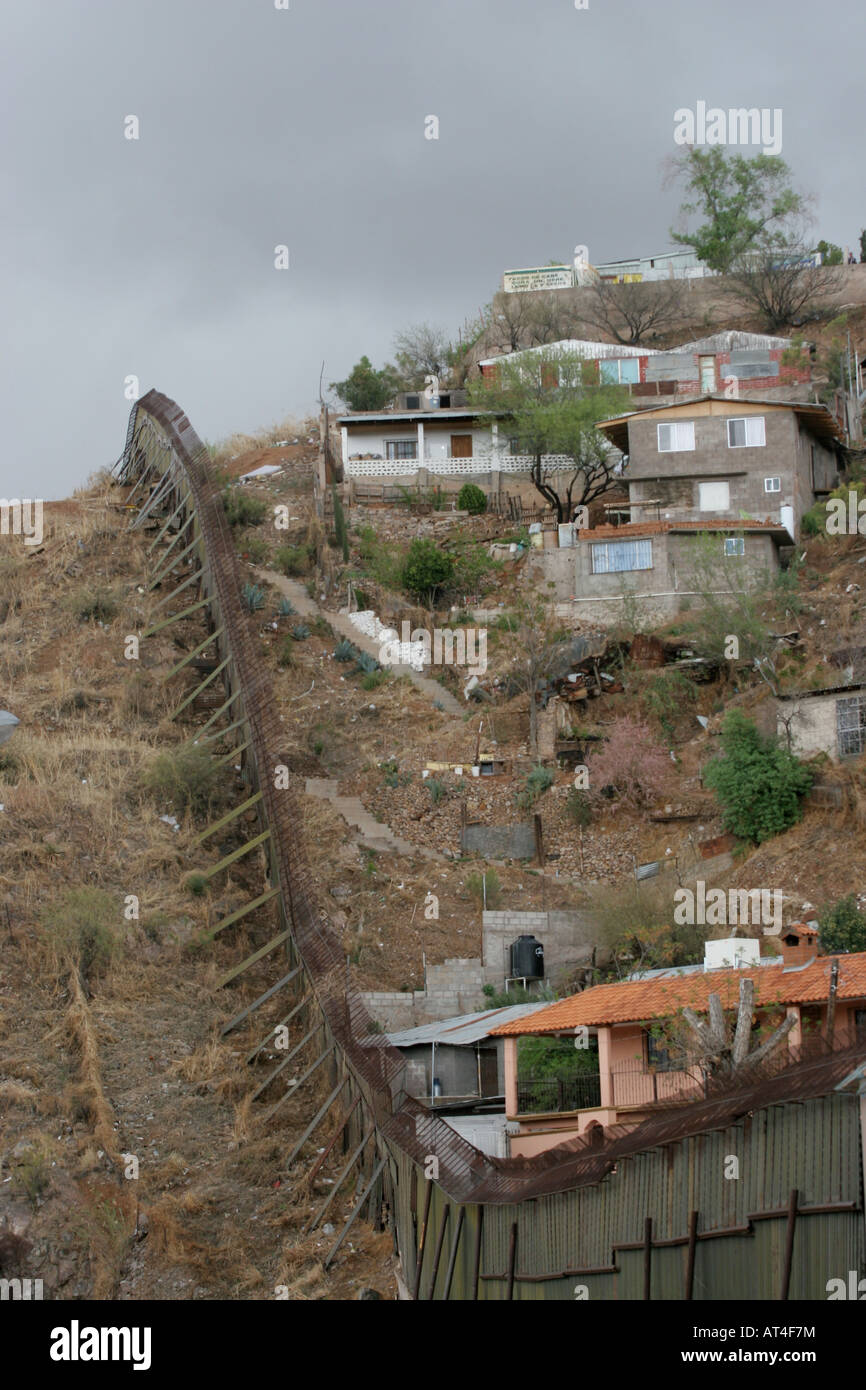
<box><xmin>361</xmin><ymin>670</ymin><xmax>387</xmax><ymax>691</ymax></box>
<box><xmin>641</xmin><ymin>669</ymin><xmax>697</xmax><ymax>738</ymax></box>
<box><xmin>241</xmin><ymin>583</ymin><xmax>266</xmax><ymax>612</ymax></box>
<box><xmin>223</xmin><ymin>490</ymin><xmax>267</xmax><ymax>527</ymax></box>
<box><xmin>143</xmin><ymin>744</ymin><xmax>222</xmax><ymax>818</ymax></box>
<box><xmin>277</xmin><ymin>636</ymin><xmax>295</xmax><ymax>668</ymax></box>
<box><xmin>818</xmin><ymin>895</ymin><xmax>866</xmax><ymax>954</ymax></box>
<box><xmin>40</xmin><ymin>887</ymin><xmax>123</xmax><ymax>981</ymax></box>
<box><xmin>703</xmin><ymin>710</ymin><xmax>813</xmax><ymax>844</ymax></box>
<box><xmin>68</xmin><ymin>587</ymin><xmax>118</xmax><ymax>623</ymax></box>
<box><xmin>402</xmin><ymin>538</ymin><xmax>455</xmax><ymax>602</ymax></box>
<box><xmin>275</xmin><ymin>544</ymin><xmax>312</xmax><ymax>577</ymax></box>
<box><xmin>566</xmin><ymin>787</ymin><xmax>592</xmax><ymax>826</ymax></box>
<box><xmin>239</xmin><ymin>532</ymin><xmax>268</xmax><ymax>563</ymax></box>
<box><xmin>457</xmin><ymin>483</ymin><xmax>487</xmax><ymax>515</ymax></box>
<box><xmin>466</xmin><ymin>868</ymin><xmax>502</xmax><ymax>909</ymax></box>
<box><xmin>516</xmin><ymin>764</ymin><xmax>555</xmax><ymax>809</ymax></box>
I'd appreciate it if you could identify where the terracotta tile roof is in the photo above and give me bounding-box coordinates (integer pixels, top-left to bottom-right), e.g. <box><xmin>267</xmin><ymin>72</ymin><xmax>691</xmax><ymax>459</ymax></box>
<box><xmin>580</xmin><ymin>520</ymin><xmax>787</xmax><ymax>540</ymax></box>
<box><xmin>490</xmin><ymin>953</ymin><xmax>866</xmax><ymax>1036</ymax></box>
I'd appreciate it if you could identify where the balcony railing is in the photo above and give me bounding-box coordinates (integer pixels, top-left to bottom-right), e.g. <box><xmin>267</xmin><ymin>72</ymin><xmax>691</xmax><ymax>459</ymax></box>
<box><xmin>517</xmin><ymin>1073</ymin><xmax>602</xmax><ymax>1115</ymax></box>
<box><xmin>609</xmin><ymin>1058</ymin><xmax>704</xmax><ymax>1109</ymax></box>
<box><xmin>344</xmin><ymin>454</ymin><xmax>578</xmax><ymax>478</ymax></box>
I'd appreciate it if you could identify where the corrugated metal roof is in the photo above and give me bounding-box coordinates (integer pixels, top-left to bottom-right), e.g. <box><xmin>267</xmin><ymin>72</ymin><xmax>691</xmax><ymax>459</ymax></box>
<box><xmin>479</xmin><ymin>338</ymin><xmax>658</xmax><ymax>367</ymax></box>
<box><xmin>387</xmin><ymin>1003</ymin><xmax>550</xmax><ymax>1048</ymax></box>
<box><xmin>675</xmin><ymin>331</ymin><xmax>794</xmax><ymax>353</ymax></box>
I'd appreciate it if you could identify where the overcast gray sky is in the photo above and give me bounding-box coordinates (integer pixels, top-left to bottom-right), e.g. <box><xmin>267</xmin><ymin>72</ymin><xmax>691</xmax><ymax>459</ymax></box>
<box><xmin>2</xmin><ymin>0</ymin><xmax>862</xmax><ymax>497</ymax></box>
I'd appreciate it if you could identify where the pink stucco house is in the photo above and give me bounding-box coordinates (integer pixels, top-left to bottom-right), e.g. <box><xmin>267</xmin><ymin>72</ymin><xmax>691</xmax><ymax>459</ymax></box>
<box><xmin>491</xmin><ymin>927</ymin><xmax>866</xmax><ymax>1157</ymax></box>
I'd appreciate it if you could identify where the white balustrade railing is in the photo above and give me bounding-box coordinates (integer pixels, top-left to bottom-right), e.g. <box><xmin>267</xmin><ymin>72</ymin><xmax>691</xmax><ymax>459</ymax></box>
<box><xmin>344</xmin><ymin>454</ymin><xmax>578</xmax><ymax>478</ymax></box>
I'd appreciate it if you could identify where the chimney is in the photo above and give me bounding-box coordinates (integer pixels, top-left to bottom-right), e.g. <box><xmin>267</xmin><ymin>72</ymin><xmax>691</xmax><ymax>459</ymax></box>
<box><xmin>779</xmin><ymin>922</ymin><xmax>819</xmax><ymax>968</ymax></box>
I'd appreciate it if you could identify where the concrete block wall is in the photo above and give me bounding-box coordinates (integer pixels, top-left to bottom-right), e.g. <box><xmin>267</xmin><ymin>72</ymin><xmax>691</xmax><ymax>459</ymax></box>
<box><xmin>482</xmin><ymin>909</ymin><xmax>595</xmax><ymax>989</ymax></box>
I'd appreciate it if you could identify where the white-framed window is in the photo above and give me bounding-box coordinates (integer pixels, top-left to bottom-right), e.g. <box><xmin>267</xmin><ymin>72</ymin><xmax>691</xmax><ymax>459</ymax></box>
<box><xmin>724</xmin><ymin>536</ymin><xmax>745</xmax><ymax>557</ymax></box>
<box><xmin>385</xmin><ymin>439</ymin><xmax>417</xmax><ymax>460</ymax></box>
<box><xmin>699</xmin><ymin>480</ymin><xmax>731</xmax><ymax>511</ymax></box>
<box><xmin>837</xmin><ymin>695</ymin><xmax>866</xmax><ymax>758</ymax></box>
<box><xmin>600</xmin><ymin>357</ymin><xmax>640</xmax><ymax>385</ymax></box>
<box><xmin>657</xmin><ymin>421</ymin><xmax>695</xmax><ymax>452</ymax></box>
<box><xmin>764</xmin><ymin>476</ymin><xmax>781</xmax><ymax>493</ymax></box>
<box><xmin>727</xmin><ymin>416</ymin><xmax>766</xmax><ymax>448</ymax></box>
<box><xmin>591</xmin><ymin>538</ymin><xmax>653</xmax><ymax>573</ymax></box>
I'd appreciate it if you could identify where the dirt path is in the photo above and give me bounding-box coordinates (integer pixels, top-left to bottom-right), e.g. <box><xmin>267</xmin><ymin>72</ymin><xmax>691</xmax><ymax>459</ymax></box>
<box><xmin>305</xmin><ymin>777</ymin><xmax>445</xmax><ymax>861</ymax></box>
<box><xmin>254</xmin><ymin>567</ymin><xmax>464</xmax><ymax>715</ymax></box>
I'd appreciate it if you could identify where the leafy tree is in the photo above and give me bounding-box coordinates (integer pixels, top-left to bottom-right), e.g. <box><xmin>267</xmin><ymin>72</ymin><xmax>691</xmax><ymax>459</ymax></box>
<box><xmin>668</xmin><ymin>147</ymin><xmax>808</xmax><ymax>273</ymax></box>
<box><xmin>502</xmin><ymin>596</ymin><xmax>567</xmax><ymax>757</ymax></box>
<box><xmin>818</xmin><ymin>895</ymin><xmax>866</xmax><ymax>954</ymax></box>
<box><xmin>402</xmin><ymin>538</ymin><xmax>455</xmax><ymax>604</ymax></box>
<box><xmin>677</xmin><ymin>532</ymin><xmax>778</xmax><ymax>684</ymax></box>
<box><xmin>467</xmin><ymin>347</ymin><xmax>629</xmax><ymax>521</ymax></box>
<box><xmin>703</xmin><ymin>710</ymin><xmax>813</xmax><ymax>844</ymax></box>
<box><xmin>330</xmin><ymin>355</ymin><xmax>399</xmax><ymax>411</ymax></box>
<box><xmin>815</xmin><ymin>239</ymin><xmax>844</xmax><ymax>266</ymax></box>
<box><xmin>457</xmin><ymin>482</ymin><xmax>487</xmax><ymax>515</ymax></box>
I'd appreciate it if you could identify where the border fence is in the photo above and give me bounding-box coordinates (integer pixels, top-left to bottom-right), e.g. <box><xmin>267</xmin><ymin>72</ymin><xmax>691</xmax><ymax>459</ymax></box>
<box><xmin>116</xmin><ymin>390</ymin><xmax>866</xmax><ymax>1299</ymax></box>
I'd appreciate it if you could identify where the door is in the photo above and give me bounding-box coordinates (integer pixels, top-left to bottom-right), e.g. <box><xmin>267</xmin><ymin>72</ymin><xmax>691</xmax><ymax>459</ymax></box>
<box><xmin>699</xmin><ymin>356</ymin><xmax>716</xmax><ymax>391</ymax></box>
<box><xmin>450</xmin><ymin>434</ymin><xmax>472</xmax><ymax>458</ymax></box>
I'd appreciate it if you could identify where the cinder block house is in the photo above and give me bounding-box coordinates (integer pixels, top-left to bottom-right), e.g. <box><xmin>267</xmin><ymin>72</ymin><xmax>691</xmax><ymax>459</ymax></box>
<box><xmin>777</xmin><ymin>682</ymin><xmax>866</xmax><ymax>761</ymax></box>
<box><xmin>596</xmin><ymin>395</ymin><xmax>844</xmax><ymax>539</ymax></box>
<box><xmin>536</xmin><ymin>517</ymin><xmax>790</xmax><ymax>622</ymax></box>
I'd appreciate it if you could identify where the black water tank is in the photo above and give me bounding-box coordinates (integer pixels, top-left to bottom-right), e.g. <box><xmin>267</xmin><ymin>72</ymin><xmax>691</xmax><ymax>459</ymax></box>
<box><xmin>510</xmin><ymin>935</ymin><xmax>544</xmax><ymax>979</ymax></box>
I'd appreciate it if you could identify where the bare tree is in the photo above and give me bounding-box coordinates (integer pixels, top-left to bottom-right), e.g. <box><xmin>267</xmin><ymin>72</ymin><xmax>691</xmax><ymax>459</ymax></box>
<box><xmin>582</xmin><ymin>277</ymin><xmax>685</xmax><ymax>345</ymax></box>
<box><xmin>392</xmin><ymin>322</ymin><xmax>452</xmax><ymax>387</ymax></box>
<box><xmin>723</xmin><ymin>247</ymin><xmax>845</xmax><ymax>332</ymax></box>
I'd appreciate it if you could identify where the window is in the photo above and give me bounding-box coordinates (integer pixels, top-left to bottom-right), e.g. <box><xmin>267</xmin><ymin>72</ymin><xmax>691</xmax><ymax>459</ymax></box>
<box><xmin>699</xmin><ymin>480</ymin><xmax>731</xmax><ymax>511</ymax></box>
<box><xmin>724</xmin><ymin>536</ymin><xmax>745</xmax><ymax>556</ymax></box>
<box><xmin>385</xmin><ymin>439</ymin><xmax>417</xmax><ymax>460</ymax></box>
<box><xmin>438</xmin><ymin>394</ymin><xmax>451</xmax><ymax>408</ymax></box>
<box><xmin>727</xmin><ymin>416</ymin><xmax>766</xmax><ymax>447</ymax></box>
<box><xmin>856</xmin><ymin>1010</ymin><xmax>866</xmax><ymax>1045</ymax></box>
<box><xmin>404</xmin><ymin>394</ymin><xmax>420</xmax><ymax>410</ymax></box>
<box><xmin>646</xmin><ymin>1031</ymin><xmax>676</xmax><ymax>1073</ymax></box>
<box><xmin>764</xmin><ymin>476</ymin><xmax>781</xmax><ymax>493</ymax></box>
<box><xmin>591</xmin><ymin>539</ymin><xmax>653</xmax><ymax>573</ymax></box>
<box><xmin>600</xmin><ymin>357</ymin><xmax>640</xmax><ymax>385</ymax></box>
<box><xmin>837</xmin><ymin>695</ymin><xmax>866</xmax><ymax>758</ymax></box>
<box><xmin>657</xmin><ymin>421</ymin><xmax>695</xmax><ymax>452</ymax></box>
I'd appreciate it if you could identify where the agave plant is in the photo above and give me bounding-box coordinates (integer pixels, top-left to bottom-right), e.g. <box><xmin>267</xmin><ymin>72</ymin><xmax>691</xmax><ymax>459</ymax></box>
<box><xmin>291</xmin><ymin>623</ymin><xmax>311</xmax><ymax>641</ymax></box>
<box><xmin>277</xmin><ymin>596</ymin><xmax>296</xmax><ymax>618</ymax></box>
<box><xmin>241</xmin><ymin>583</ymin><xmax>266</xmax><ymax>613</ymax></box>
<box><xmin>334</xmin><ymin>638</ymin><xmax>359</xmax><ymax>662</ymax></box>
<box><xmin>354</xmin><ymin>650</ymin><xmax>380</xmax><ymax>675</ymax></box>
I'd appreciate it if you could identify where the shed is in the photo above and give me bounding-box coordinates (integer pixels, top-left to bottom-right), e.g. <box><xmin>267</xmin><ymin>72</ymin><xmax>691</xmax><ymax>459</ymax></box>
<box><xmin>387</xmin><ymin>1003</ymin><xmax>550</xmax><ymax>1103</ymax></box>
